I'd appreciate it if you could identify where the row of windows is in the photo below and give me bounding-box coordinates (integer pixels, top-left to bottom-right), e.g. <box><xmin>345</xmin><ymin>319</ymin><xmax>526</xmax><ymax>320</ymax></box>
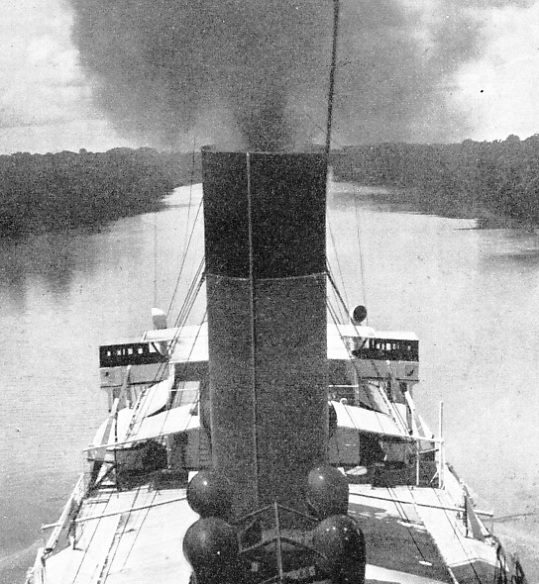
<box><xmin>99</xmin><ymin>342</ymin><xmax>166</xmax><ymax>367</ymax></box>
<box><xmin>104</xmin><ymin>344</ymin><xmax>159</xmax><ymax>358</ymax></box>
<box><xmin>352</xmin><ymin>338</ymin><xmax>419</xmax><ymax>361</ymax></box>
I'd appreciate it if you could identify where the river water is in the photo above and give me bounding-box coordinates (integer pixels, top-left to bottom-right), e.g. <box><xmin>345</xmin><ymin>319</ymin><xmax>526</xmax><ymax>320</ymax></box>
<box><xmin>0</xmin><ymin>180</ymin><xmax>538</xmax><ymax>582</ymax></box>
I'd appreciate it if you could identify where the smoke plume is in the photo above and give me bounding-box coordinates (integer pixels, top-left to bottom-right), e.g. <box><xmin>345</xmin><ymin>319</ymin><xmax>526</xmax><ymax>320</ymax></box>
<box><xmin>68</xmin><ymin>0</ymin><xmax>492</xmax><ymax>150</ymax></box>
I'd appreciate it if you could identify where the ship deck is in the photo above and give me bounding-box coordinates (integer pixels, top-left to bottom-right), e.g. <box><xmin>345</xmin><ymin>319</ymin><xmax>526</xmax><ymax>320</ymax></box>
<box><xmin>41</xmin><ymin>484</ymin><xmax>197</xmax><ymax>584</ymax></box>
<box><xmin>349</xmin><ymin>482</ymin><xmax>499</xmax><ymax>584</ymax></box>
<box><xmin>36</xmin><ymin>471</ymin><xmax>500</xmax><ymax>584</ymax></box>
<box><xmin>39</xmin><ymin>323</ymin><xmax>503</xmax><ymax>584</ymax></box>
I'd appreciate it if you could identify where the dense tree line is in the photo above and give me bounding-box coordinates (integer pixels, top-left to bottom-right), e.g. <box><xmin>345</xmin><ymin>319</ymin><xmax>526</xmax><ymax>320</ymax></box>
<box><xmin>6</xmin><ymin>139</ymin><xmax>536</xmax><ymax>238</ymax></box>
<box><xmin>332</xmin><ymin>135</ymin><xmax>539</xmax><ymax>227</ymax></box>
<box><xmin>0</xmin><ymin>148</ymin><xmax>201</xmax><ymax>238</ymax></box>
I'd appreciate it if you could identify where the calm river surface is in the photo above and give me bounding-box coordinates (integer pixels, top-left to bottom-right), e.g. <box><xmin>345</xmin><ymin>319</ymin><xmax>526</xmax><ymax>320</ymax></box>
<box><xmin>1</xmin><ymin>180</ymin><xmax>538</xmax><ymax>582</ymax></box>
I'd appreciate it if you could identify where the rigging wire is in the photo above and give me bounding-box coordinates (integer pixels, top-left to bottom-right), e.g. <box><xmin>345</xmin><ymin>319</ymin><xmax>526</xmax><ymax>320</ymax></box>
<box><xmin>149</xmin><ymin>306</ymin><xmax>208</xmax><ymax>442</ymax></box>
<box><xmin>126</xmin><ymin>169</ymin><xmax>205</xmax><ymax>438</ymax></box>
<box><xmin>155</xmin><ymin>141</ymin><xmax>199</xmax><ymax>313</ymax></box>
<box><xmin>326</xmin><ymin>261</ymin><xmax>348</xmax><ymax>323</ymax></box>
<box><xmin>326</xmin><ymin>260</ymin><xmax>350</xmax><ymax>321</ymax></box>
<box><xmin>326</xmin><ymin>289</ymin><xmax>417</xmax><ymax>445</ymax></box>
<box><xmin>105</xmin><ymin>313</ymin><xmax>211</xmax><ymax>577</ymax></box>
<box><xmin>123</xmin><ymin>269</ymin><xmax>212</xmax><ymax>454</ymax></box>
<box><xmin>327</xmin><ymin>224</ymin><xmax>350</xmax><ymax>320</ymax></box>
<box><xmin>423</xmin><ymin>488</ymin><xmax>484</xmax><ymax>583</ymax></box>
<box><xmin>325</xmin><ymin>296</ymin><xmax>389</xmax><ymax>437</ymax></box>
<box><xmin>171</xmin><ymin>257</ymin><xmax>206</xmax><ymax>330</ymax></box>
<box><xmin>125</xmin><ymin>258</ymin><xmax>206</xmax><ymax>436</ymax></box>
<box><xmin>325</xmin><ymin>0</ymin><xmax>340</xmax><ymax>156</ymax></box>
<box><xmin>67</xmin><ymin>487</ymin><xmax>118</xmax><ymax>584</ymax></box>
<box><xmin>166</xmin><ymin>175</ymin><xmax>204</xmax><ymax>317</ymax></box>
<box><xmin>326</xmin><ymin>296</ymin><xmax>343</xmax><ymax>333</ymax></box>
<box><xmin>353</xmin><ymin>193</ymin><xmax>369</xmax><ymax>324</ymax></box>
<box><xmin>289</xmin><ymin>102</ymin><xmax>345</xmax><ymax>151</ymax></box>
<box><xmin>119</xmin><ymin>143</ymin><xmax>207</xmax><ymax>439</ymax></box>
<box><xmin>175</xmin><ymin>143</ymin><xmax>197</xmax><ymax>304</ymax></box>
<box><xmin>153</xmin><ymin>212</ymin><xmax>158</xmax><ymax>307</ymax></box>
<box><xmin>125</xmin><ymin>253</ymin><xmax>229</xmax><ymax>455</ymax></box>
<box><xmin>387</xmin><ymin>487</ymin><xmax>434</xmax><ymax>565</ymax></box>
<box><xmin>117</xmin><ymin>488</ymin><xmax>161</xmax><ymax>574</ymax></box>
<box><xmin>126</xmin><ymin>156</ymin><xmax>207</xmax><ymax>430</ymax></box>
<box><xmin>99</xmin><ymin>487</ymin><xmax>145</xmax><ymax>584</ymax></box>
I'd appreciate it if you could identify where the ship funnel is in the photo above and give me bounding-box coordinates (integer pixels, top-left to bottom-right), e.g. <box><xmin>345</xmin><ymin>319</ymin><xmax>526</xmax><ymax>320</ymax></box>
<box><xmin>202</xmin><ymin>147</ymin><xmax>329</xmax><ymax>519</ymax></box>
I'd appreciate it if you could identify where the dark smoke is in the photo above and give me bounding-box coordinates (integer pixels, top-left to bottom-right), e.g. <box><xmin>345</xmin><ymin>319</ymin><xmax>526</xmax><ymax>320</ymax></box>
<box><xmin>68</xmin><ymin>0</ymin><xmax>493</xmax><ymax>150</ymax></box>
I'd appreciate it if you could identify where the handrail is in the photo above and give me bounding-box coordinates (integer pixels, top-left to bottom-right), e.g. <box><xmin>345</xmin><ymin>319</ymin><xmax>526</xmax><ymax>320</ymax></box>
<box><xmin>43</xmin><ymin>474</ymin><xmax>86</xmax><ymax>554</ymax></box>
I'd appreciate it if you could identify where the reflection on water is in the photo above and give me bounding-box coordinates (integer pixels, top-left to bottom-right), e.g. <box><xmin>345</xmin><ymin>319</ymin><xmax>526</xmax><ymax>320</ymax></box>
<box><xmin>1</xmin><ymin>181</ymin><xmax>538</xmax><ymax>582</ymax></box>
<box><xmin>480</xmin><ymin>229</ymin><xmax>539</xmax><ymax>268</ymax></box>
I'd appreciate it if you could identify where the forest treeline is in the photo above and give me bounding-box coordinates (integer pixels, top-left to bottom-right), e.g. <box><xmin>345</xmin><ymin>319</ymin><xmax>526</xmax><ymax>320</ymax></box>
<box><xmin>332</xmin><ymin>135</ymin><xmax>539</xmax><ymax>227</ymax></box>
<box><xmin>4</xmin><ymin>138</ymin><xmax>538</xmax><ymax>238</ymax></box>
<box><xmin>0</xmin><ymin>148</ymin><xmax>201</xmax><ymax>238</ymax></box>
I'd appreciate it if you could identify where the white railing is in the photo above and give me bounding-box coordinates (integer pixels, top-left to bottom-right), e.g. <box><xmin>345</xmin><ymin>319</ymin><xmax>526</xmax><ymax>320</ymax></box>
<box><xmin>42</xmin><ymin>473</ymin><xmax>86</xmax><ymax>554</ymax></box>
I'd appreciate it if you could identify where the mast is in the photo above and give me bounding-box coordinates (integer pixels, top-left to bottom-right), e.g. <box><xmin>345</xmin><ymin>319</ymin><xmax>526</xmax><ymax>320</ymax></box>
<box><xmin>325</xmin><ymin>0</ymin><xmax>340</xmax><ymax>156</ymax></box>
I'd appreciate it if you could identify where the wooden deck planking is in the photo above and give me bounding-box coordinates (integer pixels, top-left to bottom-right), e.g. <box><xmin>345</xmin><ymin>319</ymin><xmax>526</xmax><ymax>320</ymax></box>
<box><xmin>350</xmin><ymin>483</ymin><xmax>500</xmax><ymax>584</ymax></box>
<box><xmin>103</xmin><ymin>491</ymin><xmax>197</xmax><ymax>584</ymax></box>
<box><xmin>43</xmin><ymin>486</ymin><xmax>198</xmax><ymax>584</ymax></box>
<box><xmin>365</xmin><ymin>564</ymin><xmax>448</xmax><ymax>584</ymax></box>
<box><xmin>45</xmin><ymin>507</ymin><xmax>121</xmax><ymax>583</ymax></box>
<box><xmin>349</xmin><ymin>484</ymin><xmax>423</xmax><ymax>525</ymax></box>
<box><xmin>349</xmin><ymin>485</ymin><xmax>453</xmax><ymax>582</ymax></box>
<box><xmin>412</xmin><ymin>488</ymin><xmax>499</xmax><ymax>583</ymax></box>
<box><xmin>104</xmin><ymin>519</ymin><xmax>192</xmax><ymax>583</ymax></box>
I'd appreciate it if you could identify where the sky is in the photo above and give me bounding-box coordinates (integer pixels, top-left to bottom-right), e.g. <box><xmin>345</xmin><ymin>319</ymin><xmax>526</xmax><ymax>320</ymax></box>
<box><xmin>0</xmin><ymin>0</ymin><xmax>136</xmax><ymax>153</ymax></box>
<box><xmin>0</xmin><ymin>0</ymin><xmax>539</xmax><ymax>154</ymax></box>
